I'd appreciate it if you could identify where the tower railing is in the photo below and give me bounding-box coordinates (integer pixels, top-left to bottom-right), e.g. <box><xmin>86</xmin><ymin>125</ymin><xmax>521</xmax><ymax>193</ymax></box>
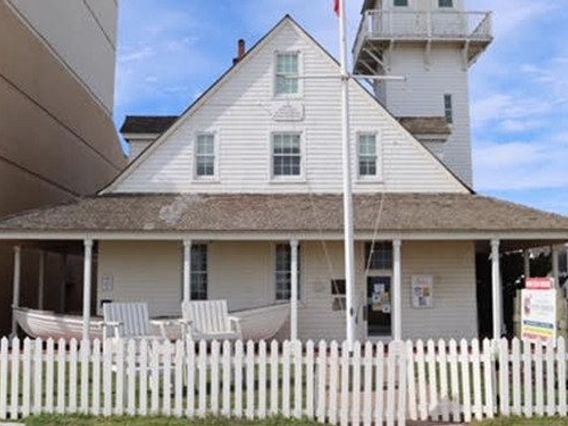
<box><xmin>354</xmin><ymin>10</ymin><xmax>493</xmax><ymax>59</ymax></box>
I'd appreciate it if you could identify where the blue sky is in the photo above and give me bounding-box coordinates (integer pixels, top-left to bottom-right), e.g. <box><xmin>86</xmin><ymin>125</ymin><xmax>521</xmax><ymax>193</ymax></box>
<box><xmin>114</xmin><ymin>0</ymin><xmax>568</xmax><ymax>214</ymax></box>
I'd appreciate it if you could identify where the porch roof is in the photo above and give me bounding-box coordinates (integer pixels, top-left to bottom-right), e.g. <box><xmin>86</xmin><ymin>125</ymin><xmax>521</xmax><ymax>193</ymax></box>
<box><xmin>0</xmin><ymin>193</ymin><xmax>567</xmax><ymax>236</ymax></box>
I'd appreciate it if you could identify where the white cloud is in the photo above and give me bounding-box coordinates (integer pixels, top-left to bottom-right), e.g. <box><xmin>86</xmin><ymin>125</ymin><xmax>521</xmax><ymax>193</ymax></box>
<box><xmin>471</xmin><ymin>94</ymin><xmax>552</xmax><ymax>130</ymax></box>
<box><xmin>469</xmin><ymin>0</ymin><xmax>558</xmax><ymax>38</ymax></box>
<box><xmin>474</xmin><ymin>141</ymin><xmax>568</xmax><ymax>191</ymax></box>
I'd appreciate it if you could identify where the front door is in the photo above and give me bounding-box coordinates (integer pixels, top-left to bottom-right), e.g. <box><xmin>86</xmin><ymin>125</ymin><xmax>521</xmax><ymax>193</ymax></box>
<box><xmin>367</xmin><ymin>276</ymin><xmax>392</xmax><ymax>336</ymax></box>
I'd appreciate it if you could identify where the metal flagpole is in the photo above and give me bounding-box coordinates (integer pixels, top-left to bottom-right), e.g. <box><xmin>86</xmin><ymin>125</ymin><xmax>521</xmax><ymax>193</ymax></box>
<box><xmin>338</xmin><ymin>0</ymin><xmax>357</xmax><ymax>350</ymax></box>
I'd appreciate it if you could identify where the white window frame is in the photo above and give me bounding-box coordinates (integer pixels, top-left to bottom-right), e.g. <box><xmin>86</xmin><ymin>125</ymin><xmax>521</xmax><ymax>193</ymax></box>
<box><xmin>270</xmin><ymin>131</ymin><xmax>305</xmax><ymax>182</ymax></box>
<box><xmin>273</xmin><ymin>51</ymin><xmax>303</xmax><ymax>98</ymax></box>
<box><xmin>193</xmin><ymin>132</ymin><xmax>219</xmax><ymax>181</ymax></box>
<box><xmin>356</xmin><ymin>131</ymin><xmax>383</xmax><ymax>182</ymax></box>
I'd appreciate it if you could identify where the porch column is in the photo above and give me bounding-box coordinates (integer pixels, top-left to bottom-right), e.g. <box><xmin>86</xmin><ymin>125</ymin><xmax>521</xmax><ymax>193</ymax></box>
<box><xmin>552</xmin><ymin>245</ymin><xmax>560</xmax><ymax>289</ymax></box>
<box><xmin>38</xmin><ymin>250</ymin><xmax>46</xmax><ymax>310</ymax></box>
<box><xmin>523</xmin><ymin>250</ymin><xmax>530</xmax><ymax>285</ymax></box>
<box><xmin>491</xmin><ymin>239</ymin><xmax>502</xmax><ymax>339</ymax></box>
<box><xmin>182</xmin><ymin>240</ymin><xmax>192</xmax><ymax>303</ymax></box>
<box><xmin>392</xmin><ymin>240</ymin><xmax>402</xmax><ymax>341</ymax></box>
<box><xmin>290</xmin><ymin>240</ymin><xmax>299</xmax><ymax>341</ymax></box>
<box><xmin>82</xmin><ymin>239</ymin><xmax>93</xmax><ymax>340</ymax></box>
<box><xmin>11</xmin><ymin>246</ymin><xmax>22</xmax><ymax>337</ymax></box>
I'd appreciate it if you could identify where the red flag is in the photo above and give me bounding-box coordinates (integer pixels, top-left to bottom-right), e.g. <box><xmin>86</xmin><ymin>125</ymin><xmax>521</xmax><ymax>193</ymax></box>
<box><xmin>334</xmin><ymin>0</ymin><xmax>340</xmax><ymax>16</ymax></box>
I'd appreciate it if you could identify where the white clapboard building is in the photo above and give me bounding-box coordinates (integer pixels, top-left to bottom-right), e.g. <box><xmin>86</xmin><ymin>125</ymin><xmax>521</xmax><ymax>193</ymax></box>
<box><xmin>2</xmin><ymin>14</ymin><xmax>568</xmax><ymax>343</ymax></box>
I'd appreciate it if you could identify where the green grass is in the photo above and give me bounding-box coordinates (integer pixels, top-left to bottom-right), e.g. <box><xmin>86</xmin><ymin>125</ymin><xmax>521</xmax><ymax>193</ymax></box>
<box><xmin>24</xmin><ymin>415</ymin><xmax>322</xmax><ymax>426</ymax></box>
<box><xmin>472</xmin><ymin>417</ymin><xmax>568</xmax><ymax>426</ymax></box>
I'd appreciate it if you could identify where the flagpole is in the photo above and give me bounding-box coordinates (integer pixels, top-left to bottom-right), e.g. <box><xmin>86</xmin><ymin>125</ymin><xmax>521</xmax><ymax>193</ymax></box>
<box><xmin>338</xmin><ymin>0</ymin><xmax>357</xmax><ymax>350</ymax></box>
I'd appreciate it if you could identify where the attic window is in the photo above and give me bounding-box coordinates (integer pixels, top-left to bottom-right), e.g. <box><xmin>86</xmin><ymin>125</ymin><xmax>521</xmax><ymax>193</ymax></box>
<box><xmin>195</xmin><ymin>134</ymin><xmax>216</xmax><ymax>177</ymax></box>
<box><xmin>275</xmin><ymin>52</ymin><xmax>300</xmax><ymax>95</ymax></box>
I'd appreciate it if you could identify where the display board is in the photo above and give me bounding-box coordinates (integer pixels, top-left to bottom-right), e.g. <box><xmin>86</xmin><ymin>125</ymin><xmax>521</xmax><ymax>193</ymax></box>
<box><xmin>521</xmin><ymin>288</ymin><xmax>557</xmax><ymax>343</ymax></box>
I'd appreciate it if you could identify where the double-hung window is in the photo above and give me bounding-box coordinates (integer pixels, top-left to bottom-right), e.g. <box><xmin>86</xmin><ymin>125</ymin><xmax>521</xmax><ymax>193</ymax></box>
<box><xmin>191</xmin><ymin>244</ymin><xmax>208</xmax><ymax>300</ymax></box>
<box><xmin>275</xmin><ymin>244</ymin><xmax>301</xmax><ymax>301</ymax></box>
<box><xmin>275</xmin><ymin>52</ymin><xmax>300</xmax><ymax>96</ymax></box>
<box><xmin>195</xmin><ymin>134</ymin><xmax>216</xmax><ymax>178</ymax></box>
<box><xmin>358</xmin><ymin>133</ymin><xmax>378</xmax><ymax>178</ymax></box>
<box><xmin>272</xmin><ymin>133</ymin><xmax>302</xmax><ymax>177</ymax></box>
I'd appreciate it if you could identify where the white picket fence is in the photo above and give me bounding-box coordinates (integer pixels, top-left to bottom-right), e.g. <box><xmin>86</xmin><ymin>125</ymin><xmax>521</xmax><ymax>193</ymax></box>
<box><xmin>0</xmin><ymin>337</ymin><xmax>566</xmax><ymax>425</ymax></box>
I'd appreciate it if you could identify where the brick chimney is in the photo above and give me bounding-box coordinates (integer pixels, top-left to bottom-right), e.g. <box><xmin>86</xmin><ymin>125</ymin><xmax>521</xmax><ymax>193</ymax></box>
<box><xmin>233</xmin><ymin>39</ymin><xmax>246</xmax><ymax>65</ymax></box>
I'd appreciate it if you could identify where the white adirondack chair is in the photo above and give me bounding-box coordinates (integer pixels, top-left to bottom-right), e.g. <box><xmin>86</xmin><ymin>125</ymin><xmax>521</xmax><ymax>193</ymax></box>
<box><xmin>102</xmin><ymin>302</ymin><xmax>175</xmax><ymax>341</ymax></box>
<box><xmin>181</xmin><ymin>300</ymin><xmax>242</xmax><ymax>341</ymax></box>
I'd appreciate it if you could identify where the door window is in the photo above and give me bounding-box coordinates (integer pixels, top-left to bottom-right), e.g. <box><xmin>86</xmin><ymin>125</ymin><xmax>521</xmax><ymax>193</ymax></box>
<box><xmin>367</xmin><ymin>276</ymin><xmax>392</xmax><ymax>336</ymax></box>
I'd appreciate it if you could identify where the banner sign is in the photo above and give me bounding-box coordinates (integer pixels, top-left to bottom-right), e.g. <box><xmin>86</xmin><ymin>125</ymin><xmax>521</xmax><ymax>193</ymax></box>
<box><xmin>521</xmin><ymin>289</ymin><xmax>557</xmax><ymax>343</ymax></box>
<box><xmin>526</xmin><ymin>277</ymin><xmax>555</xmax><ymax>290</ymax></box>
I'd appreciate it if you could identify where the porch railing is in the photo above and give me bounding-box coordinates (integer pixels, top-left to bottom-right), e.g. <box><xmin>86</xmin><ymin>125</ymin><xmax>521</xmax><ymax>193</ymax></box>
<box><xmin>354</xmin><ymin>10</ymin><xmax>493</xmax><ymax>61</ymax></box>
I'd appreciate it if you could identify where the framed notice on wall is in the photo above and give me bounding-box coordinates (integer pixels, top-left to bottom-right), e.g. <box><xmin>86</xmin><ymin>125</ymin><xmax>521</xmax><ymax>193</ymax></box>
<box><xmin>411</xmin><ymin>275</ymin><xmax>434</xmax><ymax>309</ymax></box>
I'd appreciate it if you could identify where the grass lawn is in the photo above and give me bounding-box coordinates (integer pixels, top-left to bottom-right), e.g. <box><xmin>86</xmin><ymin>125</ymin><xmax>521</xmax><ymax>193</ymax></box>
<box><xmin>472</xmin><ymin>418</ymin><xmax>568</xmax><ymax>425</ymax></box>
<box><xmin>24</xmin><ymin>415</ymin><xmax>322</xmax><ymax>426</ymax></box>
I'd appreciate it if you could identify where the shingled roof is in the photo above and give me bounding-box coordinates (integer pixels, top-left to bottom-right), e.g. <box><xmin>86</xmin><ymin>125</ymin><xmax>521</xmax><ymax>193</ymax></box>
<box><xmin>1</xmin><ymin>194</ymin><xmax>567</xmax><ymax>235</ymax></box>
<box><xmin>120</xmin><ymin>116</ymin><xmax>178</xmax><ymax>134</ymax></box>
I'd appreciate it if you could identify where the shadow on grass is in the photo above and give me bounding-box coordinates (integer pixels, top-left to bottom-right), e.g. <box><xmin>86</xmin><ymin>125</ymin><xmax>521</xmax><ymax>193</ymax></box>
<box><xmin>24</xmin><ymin>415</ymin><xmax>323</xmax><ymax>426</ymax></box>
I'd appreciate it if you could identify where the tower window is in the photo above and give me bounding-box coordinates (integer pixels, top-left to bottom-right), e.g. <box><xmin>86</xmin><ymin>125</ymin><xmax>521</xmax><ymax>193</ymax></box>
<box><xmin>444</xmin><ymin>94</ymin><xmax>453</xmax><ymax>124</ymax></box>
<box><xmin>394</xmin><ymin>0</ymin><xmax>408</xmax><ymax>6</ymax></box>
<box><xmin>439</xmin><ymin>0</ymin><xmax>453</xmax><ymax>7</ymax></box>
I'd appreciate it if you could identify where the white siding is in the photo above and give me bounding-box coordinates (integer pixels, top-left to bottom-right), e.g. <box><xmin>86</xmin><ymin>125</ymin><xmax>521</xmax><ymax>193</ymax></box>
<box><xmin>96</xmin><ymin>240</ymin><xmax>478</xmax><ymax>342</ymax></box>
<box><xmin>109</xmin><ymin>20</ymin><xmax>466</xmax><ymax>195</ymax></box>
<box><xmin>97</xmin><ymin>241</ymin><xmax>183</xmax><ymax>317</ymax></box>
<box><xmin>378</xmin><ymin>45</ymin><xmax>473</xmax><ymax>185</ymax></box>
<box><xmin>400</xmin><ymin>241</ymin><xmax>478</xmax><ymax>340</ymax></box>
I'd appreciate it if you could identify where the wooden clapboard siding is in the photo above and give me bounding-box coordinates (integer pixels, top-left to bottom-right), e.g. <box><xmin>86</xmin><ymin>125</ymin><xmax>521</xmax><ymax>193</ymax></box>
<box><xmin>109</xmin><ymin>19</ymin><xmax>466</xmax><ymax>195</ymax></box>
<box><xmin>401</xmin><ymin>241</ymin><xmax>478</xmax><ymax>340</ymax></box>
<box><xmin>382</xmin><ymin>45</ymin><xmax>473</xmax><ymax>184</ymax></box>
<box><xmin>97</xmin><ymin>240</ymin><xmax>477</xmax><ymax>342</ymax></box>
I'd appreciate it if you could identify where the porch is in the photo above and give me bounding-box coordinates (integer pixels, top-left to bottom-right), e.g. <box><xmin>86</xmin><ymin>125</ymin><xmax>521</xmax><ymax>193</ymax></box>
<box><xmin>5</xmin><ymin>236</ymin><xmax>567</xmax><ymax>344</ymax></box>
<box><xmin>1</xmin><ymin>193</ymin><xmax>568</xmax><ymax>343</ymax></box>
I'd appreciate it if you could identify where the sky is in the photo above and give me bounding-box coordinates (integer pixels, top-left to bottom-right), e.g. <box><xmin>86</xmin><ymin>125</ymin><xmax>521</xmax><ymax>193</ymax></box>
<box><xmin>114</xmin><ymin>0</ymin><xmax>568</xmax><ymax>215</ymax></box>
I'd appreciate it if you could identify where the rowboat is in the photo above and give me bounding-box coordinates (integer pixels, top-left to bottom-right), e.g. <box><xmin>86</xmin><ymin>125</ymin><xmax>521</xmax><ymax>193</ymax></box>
<box><xmin>13</xmin><ymin>302</ymin><xmax>290</xmax><ymax>342</ymax></box>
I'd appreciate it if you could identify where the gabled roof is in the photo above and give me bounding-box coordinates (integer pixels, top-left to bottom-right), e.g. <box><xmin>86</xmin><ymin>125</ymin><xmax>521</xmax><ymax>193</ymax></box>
<box><xmin>1</xmin><ymin>194</ymin><xmax>568</xmax><ymax>236</ymax></box>
<box><xmin>100</xmin><ymin>15</ymin><xmax>470</xmax><ymax>195</ymax></box>
<box><xmin>120</xmin><ymin>116</ymin><xmax>178</xmax><ymax>135</ymax></box>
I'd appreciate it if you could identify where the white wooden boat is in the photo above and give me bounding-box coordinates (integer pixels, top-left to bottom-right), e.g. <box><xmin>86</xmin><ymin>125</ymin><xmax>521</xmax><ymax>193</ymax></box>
<box><xmin>13</xmin><ymin>307</ymin><xmax>104</xmax><ymax>341</ymax></box>
<box><xmin>14</xmin><ymin>302</ymin><xmax>290</xmax><ymax>342</ymax></box>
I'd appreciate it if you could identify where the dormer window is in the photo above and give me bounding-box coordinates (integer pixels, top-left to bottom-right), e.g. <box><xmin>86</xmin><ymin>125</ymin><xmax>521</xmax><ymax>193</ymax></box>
<box><xmin>439</xmin><ymin>0</ymin><xmax>453</xmax><ymax>7</ymax></box>
<box><xmin>195</xmin><ymin>133</ymin><xmax>216</xmax><ymax>178</ymax></box>
<box><xmin>275</xmin><ymin>52</ymin><xmax>300</xmax><ymax>96</ymax></box>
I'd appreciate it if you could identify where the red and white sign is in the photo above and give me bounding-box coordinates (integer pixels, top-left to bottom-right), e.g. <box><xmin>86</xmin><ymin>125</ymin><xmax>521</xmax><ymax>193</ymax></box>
<box><xmin>526</xmin><ymin>277</ymin><xmax>555</xmax><ymax>290</ymax></box>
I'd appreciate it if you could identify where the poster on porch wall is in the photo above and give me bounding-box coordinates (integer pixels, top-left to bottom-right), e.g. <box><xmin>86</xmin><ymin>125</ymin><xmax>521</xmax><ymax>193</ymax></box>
<box><xmin>411</xmin><ymin>275</ymin><xmax>434</xmax><ymax>309</ymax></box>
<box><xmin>521</xmin><ymin>289</ymin><xmax>557</xmax><ymax>343</ymax></box>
